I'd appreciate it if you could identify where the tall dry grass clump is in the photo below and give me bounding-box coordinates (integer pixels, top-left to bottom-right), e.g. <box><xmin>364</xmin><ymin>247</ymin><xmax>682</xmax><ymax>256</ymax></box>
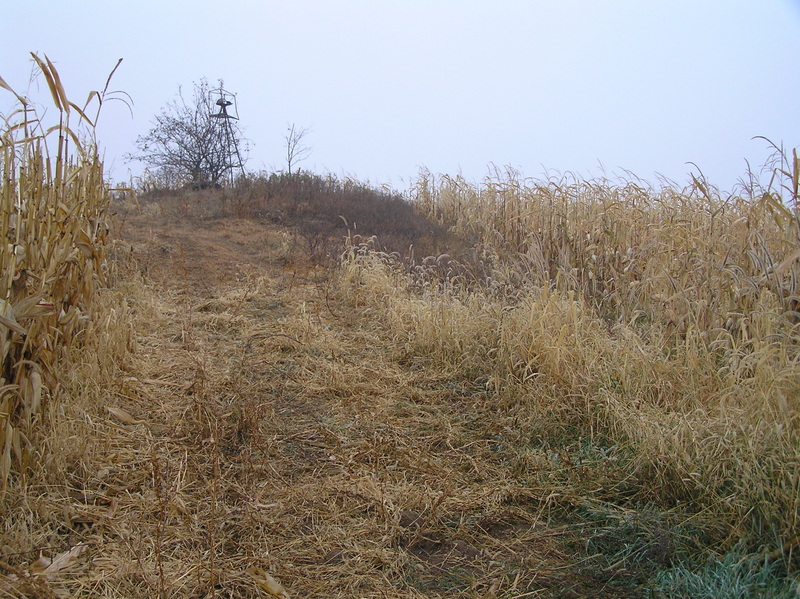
<box><xmin>413</xmin><ymin>163</ymin><xmax>800</xmax><ymax>340</ymax></box>
<box><xmin>339</xmin><ymin>156</ymin><xmax>800</xmax><ymax>561</ymax></box>
<box><xmin>0</xmin><ymin>55</ymin><xmax>122</xmax><ymax>498</ymax></box>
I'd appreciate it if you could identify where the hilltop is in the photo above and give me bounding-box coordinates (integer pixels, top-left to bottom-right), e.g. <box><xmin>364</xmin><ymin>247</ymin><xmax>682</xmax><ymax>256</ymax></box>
<box><xmin>98</xmin><ymin>183</ymin><xmax>630</xmax><ymax>597</ymax></box>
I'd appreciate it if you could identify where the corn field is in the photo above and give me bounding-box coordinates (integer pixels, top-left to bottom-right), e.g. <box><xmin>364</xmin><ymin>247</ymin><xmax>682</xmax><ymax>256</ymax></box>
<box><xmin>0</xmin><ymin>55</ymin><xmax>116</xmax><ymax>498</ymax></box>
<box><xmin>407</xmin><ymin>164</ymin><xmax>800</xmax><ymax>402</ymax></box>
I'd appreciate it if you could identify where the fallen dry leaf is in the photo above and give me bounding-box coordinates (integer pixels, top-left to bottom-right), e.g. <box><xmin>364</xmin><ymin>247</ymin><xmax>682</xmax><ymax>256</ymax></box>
<box><xmin>105</xmin><ymin>406</ymin><xmax>139</xmax><ymax>425</ymax></box>
<box><xmin>31</xmin><ymin>543</ymin><xmax>88</xmax><ymax>581</ymax></box>
<box><xmin>246</xmin><ymin>567</ymin><xmax>290</xmax><ymax>598</ymax></box>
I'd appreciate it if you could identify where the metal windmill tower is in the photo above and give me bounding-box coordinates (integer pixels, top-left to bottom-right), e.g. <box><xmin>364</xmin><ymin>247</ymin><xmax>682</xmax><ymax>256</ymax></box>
<box><xmin>210</xmin><ymin>85</ymin><xmax>245</xmax><ymax>186</ymax></box>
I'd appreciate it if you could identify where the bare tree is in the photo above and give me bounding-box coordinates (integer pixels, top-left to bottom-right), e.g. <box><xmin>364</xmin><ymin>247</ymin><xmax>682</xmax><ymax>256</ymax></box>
<box><xmin>285</xmin><ymin>123</ymin><xmax>311</xmax><ymax>174</ymax></box>
<box><xmin>131</xmin><ymin>78</ymin><xmax>246</xmax><ymax>188</ymax></box>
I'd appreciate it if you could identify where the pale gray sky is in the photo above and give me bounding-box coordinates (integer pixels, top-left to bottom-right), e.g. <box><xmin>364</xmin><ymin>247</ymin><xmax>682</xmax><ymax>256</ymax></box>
<box><xmin>2</xmin><ymin>0</ymin><xmax>799</xmax><ymax>192</ymax></box>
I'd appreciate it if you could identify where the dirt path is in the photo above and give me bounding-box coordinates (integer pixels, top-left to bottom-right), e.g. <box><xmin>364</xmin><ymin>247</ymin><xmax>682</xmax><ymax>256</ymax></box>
<box><xmin>97</xmin><ymin>198</ymin><xmax>639</xmax><ymax>598</ymax></box>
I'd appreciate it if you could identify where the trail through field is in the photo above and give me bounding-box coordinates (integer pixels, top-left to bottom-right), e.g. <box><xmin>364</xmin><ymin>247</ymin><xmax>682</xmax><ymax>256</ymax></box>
<box><xmin>101</xmin><ymin>200</ymin><xmax>639</xmax><ymax>598</ymax></box>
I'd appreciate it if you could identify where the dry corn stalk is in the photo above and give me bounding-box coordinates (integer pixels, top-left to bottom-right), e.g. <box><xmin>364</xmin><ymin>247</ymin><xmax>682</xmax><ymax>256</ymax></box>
<box><xmin>0</xmin><ymin>54</ymin><xmax>122</xmax><ymax>497</ymax></box>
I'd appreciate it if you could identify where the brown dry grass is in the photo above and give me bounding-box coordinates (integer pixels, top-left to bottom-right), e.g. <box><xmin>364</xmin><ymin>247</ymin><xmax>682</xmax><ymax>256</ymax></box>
<box><xmin>341</xmin><ymin>161</ymin><xmax>800</xmax><ymax>571</ymax></box>
<box><xmin>2</xmin><ymin>189</ymin><xmax>647</xmax><ymax>598</ymax></box>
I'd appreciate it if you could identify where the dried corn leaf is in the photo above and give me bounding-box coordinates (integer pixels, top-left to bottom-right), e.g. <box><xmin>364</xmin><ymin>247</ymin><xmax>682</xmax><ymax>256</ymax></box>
<box><xmin>0</xmin><ymin>73</ymin><xmax>25</xmax><ymax>104</ymax></box>
<box><xmin>0</xmin><ymin>299</ymin><xmax>26</xmax><ymax>336</ymax></box>
<box><xmin>0</xmin><ymin>314</ymin><xmax>25</xmax><ymax>336</ymax></box>
<box><xmin>29</xmin><ymin>53</ymin><xmax>63</xmax><ymax>112</ymax></box>
<box><xmin>44</xmin><ymin>55</ymin><xmax>70</xmax><ymax>115</ymax></box>
<box><xmin>13</xmin><ymin>295</ymin><xmax>55</xmax><ymax>319</ymax></box>
<box><xmin>105</xmin><ymin>406</ymin><xmax>139</xmax><ymax>425</ymax></box>
<box><xmin>246</xmin><ymin>567</ymin><xmax>290</xmax><ymax>598</ymax></box>
<box><xmin>0</xmin><ymin>74</ymin><xmax>16</xmax><ymax>94</ymax></box>
<box><xmin>32</xmin><ymin>543</ymin><xmax>88</xmax><ymax>581</ymax></box>
<box><xmin>774</xmin><ymin>248</ymin><xmax>800</xmax><ymax>277</ymax></box>
<box><xmin>67</xmin><ymin>100</ymin><xmax>95</xmax><ymax>128</ymax></box>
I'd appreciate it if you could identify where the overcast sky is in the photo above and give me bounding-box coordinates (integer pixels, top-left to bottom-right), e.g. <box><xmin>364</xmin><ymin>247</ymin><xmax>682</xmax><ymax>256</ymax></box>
<box><xmin>2</xmin><ymin>1</ymin><xmax>799</xmax><ymax>193</ymax></box>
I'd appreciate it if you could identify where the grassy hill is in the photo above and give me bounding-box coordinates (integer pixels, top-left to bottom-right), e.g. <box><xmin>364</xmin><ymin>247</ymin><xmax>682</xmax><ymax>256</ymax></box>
<box><xmin>2</xmin><ymin>63</ymin><xmax>799</xmax><ymax>597</ymax></box>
